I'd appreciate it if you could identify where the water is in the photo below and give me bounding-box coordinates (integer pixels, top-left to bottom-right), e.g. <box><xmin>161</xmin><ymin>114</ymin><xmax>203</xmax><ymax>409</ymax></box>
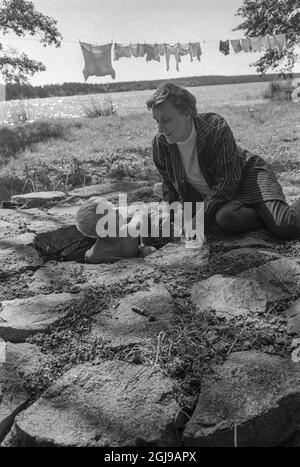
<box><xmin>0</xmin><ymin>81</ymin><xmax>269</xmax><ymax>125</ymax></box>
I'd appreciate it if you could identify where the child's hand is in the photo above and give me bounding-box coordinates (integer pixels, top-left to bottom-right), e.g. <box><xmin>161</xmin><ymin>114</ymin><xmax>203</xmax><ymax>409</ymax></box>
<box><xmin>140</xmin><ymin>245</ymin><xmax>157</xmax><ymax>258</ymax></box>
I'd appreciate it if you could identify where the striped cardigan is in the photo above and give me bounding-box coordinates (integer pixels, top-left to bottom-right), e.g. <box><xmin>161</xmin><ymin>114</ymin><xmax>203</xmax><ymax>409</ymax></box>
<box><xmin>152</xmin><ymin>112</ymin><xmax>286</xmax><ymax>223</ymax></box>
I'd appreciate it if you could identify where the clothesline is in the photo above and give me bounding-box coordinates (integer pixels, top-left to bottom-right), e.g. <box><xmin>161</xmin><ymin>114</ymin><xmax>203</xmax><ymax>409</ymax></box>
<box><xmin>0</xmin><ymin>31</ymin><xmax>297</xmax><ymax>44</ymax></box>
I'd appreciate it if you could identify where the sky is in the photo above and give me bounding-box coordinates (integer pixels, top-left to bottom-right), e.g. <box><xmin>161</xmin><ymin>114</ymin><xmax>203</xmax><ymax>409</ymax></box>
<box><xmin>0</xmin><ymin>0</ymin><xmax>299</xmax><ymax>86</ymax></box>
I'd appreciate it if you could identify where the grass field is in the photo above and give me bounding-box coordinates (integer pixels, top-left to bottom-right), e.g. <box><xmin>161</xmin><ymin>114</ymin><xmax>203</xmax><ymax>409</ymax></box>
<box><xmin>0</xmin><ymin>94</ymin><xmax>299</xmax><ymax>204</ymax></box>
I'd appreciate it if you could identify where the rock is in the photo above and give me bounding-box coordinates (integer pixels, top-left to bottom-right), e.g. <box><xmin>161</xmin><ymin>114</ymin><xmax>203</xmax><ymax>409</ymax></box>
<box><xmin>68</xmin><ymin>181</ymin><xmax>149</xmax><ymax>200</ymax></box>
<box><xmin>12</xmin><ymin>361</ymin><xmax>181</xmax><ymax>447</ymax></box>
<box><xmin>284</xmin><ymin>298</ymin><xmax>300</xmax><ymax>336</ymax></box>
<box><xmin>238</xmin><ymin>257</ymin><xmax>300</xmax><ymax>299</ymax></box>
<box><xmin>0</xmin><ymin>339</ymin><xmax>48</xmax><ymax>443</ymax></box>
<box><xmin>0</xmin><ymin>233</ymin><xmax>36</xmax><ymax>249</ymax></box>
<box><xmin>191</xmin><ymin>274</ymin><xmax>269</xmax><ymax>319</ymax></box>
<box><xmin>0</xmin><ymin>245</ymin><xmax>43</xmax><ymax>278</ymax></box>
<box><xmin>210</xmin><ymin>230</ymin><xmax>275</xmax><ymax>252</ymax></box>
<box><xmin>220</xmin><ymin>248</ymin><xmax>282</xmax><ymax>262</ymax></box>
<box><xmin>183</xmin><ymin>351</ymin><xmax>300</xmax><ymax>447</ymax></box>
<box><xmin>47</xmin><ymin>200</ymin><xmax>84</xmax><ymax>223</ymax></box>
<box><xmin>91</xmin><ymin>286</ymin><xmax>175</xmax><ymax>348</ymax></box>
<box><xmin>0</xmin><ymin>208</ymin><xmax>52</xmax><ymax>239</ymax></box>
<box><xmin>4</xmin><ymin>341</ymin><xmax>49</xmax><ymax>377</ymax></box>
<box><xmin>0</xmin><ymin>293</ymin><xmax>82</xmax><ymax>342</ymax></box>
<box><xmin>28</xmin><ymin>259</ymin><xmax>155</xmax><ymax>294</ymax></box>
<box><xmin>30</xmin><ymin>221</ymin><xmax>85</xmax><ymax>258</ymax></box>
<box><xmin>145</xmin><ymin>242</ymin><xmax>210</xmax><ymax>270</ymax></box>
<box><xmin>12</xmin><ymin>191</ymin><xmax>66</xmax><ymax>208</ymax></box>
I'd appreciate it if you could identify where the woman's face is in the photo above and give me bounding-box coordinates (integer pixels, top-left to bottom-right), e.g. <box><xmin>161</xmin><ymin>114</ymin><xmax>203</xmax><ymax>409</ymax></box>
<box><xmin>152</xmin><ymin>101</ymin><xmax>192</xmax><ymax>144</ymax></box>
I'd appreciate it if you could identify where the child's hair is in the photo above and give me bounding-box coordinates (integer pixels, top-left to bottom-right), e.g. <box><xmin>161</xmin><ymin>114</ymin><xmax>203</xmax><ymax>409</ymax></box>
<box><xmin>75</xmin><ymin>196</ymin><xmax>116</xmax><ymax>238</ymax></box>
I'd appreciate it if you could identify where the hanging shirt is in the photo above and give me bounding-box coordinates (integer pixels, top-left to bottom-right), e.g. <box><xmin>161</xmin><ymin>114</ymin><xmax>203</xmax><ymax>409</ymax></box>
<box><xmin>177</xmin><ymin>121</ymin><xmax>211</xmax><ymax>196</ymax></box>
<box><xmin>273</xmin><ymin>34</ymin><xmax>287</xmax><ymax>57</ymax></box>
<box><xmin>130</xmin><ymin>43</ymin><xmax>140</xmax><ymax>57</ymax></box>
<box><xmin>156</xmin><ymin>43</ymin><xmax>165</xmax><ymax>56</ymax></box>
<box><xmin>179</xmin><ymin>43</ymin><xmax>191</xmax><ymax>59</ymax></box>
<box><xmin>250</xmin><ymin>36</ymin><xmax>263</xmax><ymax>52</ymax></box>
<box><xmin>219</xmin><ymin>40</ymin><xmax>230</xmax><ymax>55</ymax></box>
<box><xmin>189</xmin><ymin>42</ymin><xmax>202</xmax><ymax>61</ymax></box>
<box><xmin>80</xmin><ymin>42</ymin><xmax>115</xmax><ymax>81</ymax></box>
<box><xmin>241</xmin><ymin>38</ymin><xmax>251</xmax><ymax>52</ymax></box>
<box><xmin>114</xmin><ymin>43</ymin><xmax>132</xmax><ymax>60</ymax></box>
<box><xmin>230</xmin><ymin>39</ymin><xmax>242</xmax><ymax>53</ymax></box>
<box><xmin>144</xmin><ymin>43</ymin><xmax>160</xmax><ymax>62</ymax></box>
<box><xmin>165</xmin><ymin>43</ymin><xmax>181</xmax><ymax>71</ymax></box>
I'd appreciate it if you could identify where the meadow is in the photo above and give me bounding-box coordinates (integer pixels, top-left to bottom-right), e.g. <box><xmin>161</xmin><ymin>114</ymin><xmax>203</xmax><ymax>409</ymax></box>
<box><xmin>0</xmin><ymin>81</ymin><xmax>299</xmax><ymax>204</ymax></box>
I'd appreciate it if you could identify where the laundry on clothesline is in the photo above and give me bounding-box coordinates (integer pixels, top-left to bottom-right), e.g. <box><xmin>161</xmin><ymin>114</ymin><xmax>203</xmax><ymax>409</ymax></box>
<box><xmin>80</xmin><ymin>42</ymin><xmax>115</xmax><ymax>80</ymax></box>
<box><xmin>220</xmin><ymin>33</ymin><xmax>287</xmax><ymax>56</ymax></box>
<box><xmin>79</xmin><ymin>32</ymin><xmax>289</xmax><ymax>80</ymax></box>
<box><xmin>219</xmin><ymin>40</ymin><xmax>230</xmax><ymax>56</ymax></box>
<box><xmin>112</xmin><ymin>41</ymin><xmax>202</xmax><ymax>71</ymax></box>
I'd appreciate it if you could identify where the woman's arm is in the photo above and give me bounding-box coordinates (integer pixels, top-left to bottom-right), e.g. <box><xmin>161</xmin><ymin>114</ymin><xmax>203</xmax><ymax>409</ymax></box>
<box><xmin>152</xmin><ymin>136</ymin><xmax>180</xmax><ymax>204</ymax></box>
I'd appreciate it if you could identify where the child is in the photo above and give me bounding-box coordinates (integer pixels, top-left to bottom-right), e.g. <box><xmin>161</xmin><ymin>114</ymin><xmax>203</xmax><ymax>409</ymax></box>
<box><xmin>75</xmin><ymin>196</ymin><xmax>157</xmax><ymax>263</ymax></box>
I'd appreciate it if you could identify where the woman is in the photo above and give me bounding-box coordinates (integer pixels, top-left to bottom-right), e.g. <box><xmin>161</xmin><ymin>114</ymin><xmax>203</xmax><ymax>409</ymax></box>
<box><xmin>146</xmin><ymin>82</ymin><xmax>300</xmax><ymax>239</ymax></box>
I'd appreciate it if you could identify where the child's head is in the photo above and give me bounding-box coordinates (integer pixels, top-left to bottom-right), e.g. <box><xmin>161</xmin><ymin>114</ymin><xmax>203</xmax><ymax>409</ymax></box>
<box><xmin>75</xmin><ymin>196</ymin><xmax>120</xmax><ymax>238</ymax></box>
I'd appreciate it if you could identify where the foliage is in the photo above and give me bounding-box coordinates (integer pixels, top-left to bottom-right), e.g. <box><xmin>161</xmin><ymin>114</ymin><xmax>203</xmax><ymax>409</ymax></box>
<box><xmin>263</xmin><ymin>80</ymin><xmax>293</xmax><ymax>100</ymax></box>
<box><xmin>5</xmin><ymin>73</ymin><xmax>300</xmax><ymax>100</ymax></box>
<box><xmin>0</xmin><ymin>119</ymin><xmax>67</xmax><ymax>162</ymax></box>
<box><xmin>0</xmin><ymin>0</ymin><xmax>62</xmax><ymax>83</ymax></box>
<box><xmin>82</xmin><ymin>97</ymin><xmax>116</xmax><ymax>118</ymax></box>
<box><xmin>234</xmin><ymin>0</ymin><xmax>300</xmax><ymax>75</ymax></box>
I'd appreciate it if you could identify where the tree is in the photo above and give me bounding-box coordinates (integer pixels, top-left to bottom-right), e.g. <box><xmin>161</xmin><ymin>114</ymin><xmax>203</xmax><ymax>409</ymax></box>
<box><xmin>234</xmin><ymin>0</ymin><xmax>300</xmax><ymax>76</ymax></box>
<box><xmin>0</xmin><ymin>0</ymin><xmax>62</xmax><ymax>83</ymax></box>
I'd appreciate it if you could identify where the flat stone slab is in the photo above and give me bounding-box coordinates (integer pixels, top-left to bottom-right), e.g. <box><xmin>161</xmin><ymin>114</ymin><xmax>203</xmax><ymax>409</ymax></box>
<box><xmin>0</xmin><ymin>233</ymin><xmax>36</xmax><ymax>249</ymax></box>
<box><xmin>28</xmin><ymin>259</ymin><xmax>155</xmax><ymax>294</ymax></box>
<box><xmin>12</xmin><ymin>361</ymin><xmax>180</xmax><ymax>447</ymax></box>
<box><xmin>191</xmin><ymin>274</ymin><xmax>269</xmax><ymax>319</ymax></box>
<box><xmin>220</xmin><ymin>248</ymin><xmax>282</xmax><ymax>262</ymax></box>
<box><xmin>284</xmin><ymin>298</ymin><xmax>300</xmax><ymax>336</ymax></box>
<box><xmin>0</xmin><ymin>244</ymin><xmax>43</xmax><ymax>278</ymax></box>
<box><xmin>0</xmin><ymin>293</ymin><xmax>82</xmax><ymax>342</ymax></box>
<box><xmin>29</xmin><ymin>221</ymin><xmax>85</xmax><ymax>257</ymax></box>
<box><xmin>68</xmin><ymin>181</ymin><xmax>149</xmax><ymax>199</ymax></box>
<box><xmin>12</xmin><ymin>191</ymin><xmax>66</xmax><ymax>208</ymax></box>
<box><xmin>210</xmin><ymin>230</ymin><xmax>275</xmax><ymax>252</ymax></box>
<box><xmin>91</xmin><ymin>286</ymin><xmax>175</xmax><ymax>347</ymax></box>
<box><xmin>238</xmin><ymin>257</ymin><xmax>300</xmax><ymax>299</ymax></box>
<box><xmin>145</xmin><ymin>242</ymin><xmax>210</xmax><ymax>269</ymax></box>
<box><xmin>183</xmin><ymin>351</ymin><xmax>300</xmax><ymax>447</ymax></box>
<box><xmin>0</xmin><ymin>339</ymin><xmax>48</xmax><ymax>443</ymax></box>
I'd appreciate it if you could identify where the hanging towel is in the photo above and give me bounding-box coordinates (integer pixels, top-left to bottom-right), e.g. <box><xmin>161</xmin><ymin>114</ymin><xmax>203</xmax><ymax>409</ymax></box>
<box><xmin>189</xmin><ymin>42</ymin><xmax>201</xmax><ymax>61</ymax></box>
<box><xmin>241</xmin><ymin>38</ymin><xmax>251</xmax><ymax>52</ymax></box>
<box><xmin>80</xmin><ymin>42</ymin><xmax>115</xmax><ymax>81</ymax></box>
<box><xmin>230</xmin><ymin>39</ymin><xmax>242</xmax><ymax>53</ymax></box>
<box><xmin>273</xmin><ymin>34</ymin><xmax>287</xmax><ymax>57</ymax></box>
<box><xmin>156</xmin><ymin>43</ymin><xmax>166</xmax><ymax>56</ymax></box>
<box><xmin>250</xmin><ymin>36</ymin><xmax>263</xmax><ymax>52</ymax></box>
<box><xmin>165</xmin><ymin>43</ymin><xmax>181</xmax><ymax>71</ymax></box>
<box><xmin>219</xmin><ymin>40</ymin><xmax>230</xmax><ymax>55</ymax></box>
<box><xmin>261</xmin><ymin>35</ymin><xmax>276</xmax><ymax>50</ymax></box>
<box><xmin>144</xmin><ymin>43</ymin><xmax>160</xmax><ymax>62</ymax></box>
<box><xmin>114</xmin><ymin>43</ymin><xmax>132</xmax><ymax>60</ymax></box>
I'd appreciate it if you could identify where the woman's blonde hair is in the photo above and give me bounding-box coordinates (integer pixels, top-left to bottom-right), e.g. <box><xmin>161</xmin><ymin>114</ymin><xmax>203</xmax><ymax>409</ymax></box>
<box><xmin>146</xmin><ymin>82</ymin><xmax>197</xmax><ymax>117</ymax></box>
